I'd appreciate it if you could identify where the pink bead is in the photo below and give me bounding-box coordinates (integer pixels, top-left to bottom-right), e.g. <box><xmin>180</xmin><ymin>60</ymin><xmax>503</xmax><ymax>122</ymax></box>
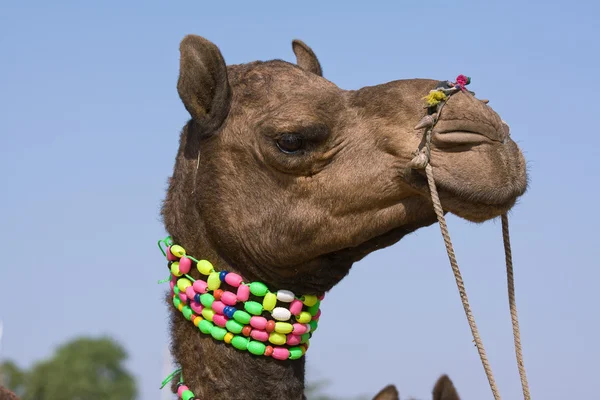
<box><xmin>179</xmin><ymin>257</ymin><xmax>192</xmax><ymax>274</ymax></box>
<box><xmin>289</xmin><ymin>299</ymin><xmax>303</xmax><ymax>316</ymax></box>
<box><xmin>213</xmin><ymin>314</ymin><xmax>227</xmax><ymax>327</ymax></box>
<box><xmin>286</xmin><ymin>334</ymin><xmax>302</xmax><ymax>346</ymax></box>
<box><xmin>292</xmin><ymin>323</ymin><xmax>307</xmax><ymax>335</ymax></box>
<box><xmin>318</xmin><ymin>293</ymin><xmax>325</xmax><ymax>300</ymax></box>
<box><xmin>212</xmin><ymin>300</ymin><xmax>226</xmax><ymax>315</ymax></box>
<box><xmin>190</xmin><ymin>301</ymin><xmax>203</xmax><ymax>314</ymax></box>
<box><xmin>167</xmin><ymin>247</ymin><xmax>179</xmax><ymax>261</ymax></box>
<box><xmin>169</xmin><ymin>280</ymin><xmax>175</xmax><ymax>291</ymax></box>
<box><xmin>272</xmin><ymin>347</ymin><xmax>290</xmax><ymax>360</ymax></box>
<box><xmin>185</xmin><ymin>286</ymin><xmax>196</xmax><ymax>300</ymax></box>
<box><xmin>313</xmin><ymin>309</ymin><xmax>321</xmax><ymax>320</ymax></box>
<box><xmin>177</xmin><ymin>385</ymin><xmax>189</xmax><ymax>397</ymax></box>
<box><xmin>225</xmin><ymin>272</ymin><xmax>243</xmax><ymax>287</ymax></box>
<box><xmin>178</xmin><ymin>293</ymin><xmax>187</xmax><ymax>302</ymax></box>
<box><xmin>250</xmin><ymin>316</ymin><xmax>267</xmax><ymax>330</ymax></box>
<box><xmin>193</xmin><ymin>280</ymin><xmax>208</xmax><ymax>294</ymax></box>
<box><xmin>250</xmin><ymin>329</ymin><xmax>269</xmax><ymax>342</ymax></box>
<box><xmin>237</xmin><ymin>284</ymin><xmax>250</xmax><ymax>302</ymax></box>
<box><xmin>221</xmin><ymin>291</ymin><xmax>238</xmax><ymax>306</ymax></box>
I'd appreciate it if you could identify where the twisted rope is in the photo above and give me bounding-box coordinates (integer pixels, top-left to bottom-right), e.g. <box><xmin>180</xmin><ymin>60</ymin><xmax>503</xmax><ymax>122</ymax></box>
<box><xmin>501</xmin><ymin>214</ymin><xmax>531</xmax><ymax>400</ymax></box>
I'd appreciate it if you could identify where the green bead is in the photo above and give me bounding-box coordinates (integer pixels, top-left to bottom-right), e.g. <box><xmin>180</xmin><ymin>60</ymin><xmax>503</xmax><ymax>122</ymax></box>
<box><xmin>233</xmin><ymin>310</ymin><xmax>251</xmax><ymax>325</ymax></box>
<box><xmin>211</xmin><ymin>326</ymin><xmax>227</xmax><ymax>341</ymax></box>
<box><xmin>173</xmin><ymin>286</ymin><xmax>181</xmax><ymax>295</ymax></box>
<box><xmin>198</xmin><ymin>319</ymin><xmax>214</xmax><ymax>334</ymax></box>
<box><xmin>226</xmin><ymin>319</ymin><xmax>244</xmax><ymax>334</ymax></box>
<box><xmin>231</xmin><ymin>335</ymin><xmax>249</xmax><ymax>351</ymax></box>
<box><xmin>200</xmin><ymin>293</ymin><xmax>215</xmax><ymax>308</ymax></box>
<box><xmin>247</xmin><ymin>340</ymin><xmax>266</xmax><ymax>356</ymax></box>
<box><xmin>182</xmin><ymin>305</ymin><xmax>193</xmax><ymax>320</ymax></box>
<box><xmin>249</xmin><ymin>282</ymin><xmax>268</xmax><ymax>297</ymax></box>
<box><xmin>308</xmin><ymin>300</ymin><xmax>320</xmax><ymax>316</ymax></box>
<box><xmin>173</xmin><ymin>297</ymin><xmax>181</xmax><ymax>308</ymax></box>
<box><xmin>244</xmin><ymin>301</ymin><xmax>264</xmax><ymax>315</ymax></box>
<box><xmin>301</xmin><ymin>333</ymin><xmax>310</xmax><ymax>343</ymax></box>
<box><xmin>309</xmin><ymin>320</ymin><xmax>318</xmax><ymax>332</ymax></box>
<box><xmin>182</xmin><ymin>390</ymin><xmax>194</xmax><ymax>400</ymax></box>
<box><xmin>289</xmin><ymin>346</ymin><xmax>303</xmax><ymax>360</ymax></box>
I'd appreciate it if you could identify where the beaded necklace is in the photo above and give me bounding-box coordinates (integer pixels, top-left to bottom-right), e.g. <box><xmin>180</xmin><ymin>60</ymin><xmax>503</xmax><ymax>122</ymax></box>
<box><xmin>157</xmin><ymin>236</ymin><xmax>323</xmax><ymax>399</ymax></box>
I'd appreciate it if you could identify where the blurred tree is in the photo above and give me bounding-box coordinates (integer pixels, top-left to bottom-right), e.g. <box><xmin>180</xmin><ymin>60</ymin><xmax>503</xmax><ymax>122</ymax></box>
<box><xmin>1</xmin><ymin>336</ymin><xmax>136</xmax><ymax>400</ymax></box>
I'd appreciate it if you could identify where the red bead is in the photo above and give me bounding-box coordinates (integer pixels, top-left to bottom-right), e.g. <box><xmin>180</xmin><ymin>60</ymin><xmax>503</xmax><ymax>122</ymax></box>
<box><xmin>214</xmin><ymin>289</ymin><xmax>224</xmax><ymax>301</ymax></box>
<box><xmin>264</xmin><ymin>345</ymin><xmax>274</xmax><ymax>356</ymax></box>
<box><xmin>265</xmin><ymin>320</ymin><xmax>275</xmax><ymax>333</ymax></box>
<box><xmin>242</xmin><ymin>326</ymin><xmax>252</xmax><ymax>337</ymax></box>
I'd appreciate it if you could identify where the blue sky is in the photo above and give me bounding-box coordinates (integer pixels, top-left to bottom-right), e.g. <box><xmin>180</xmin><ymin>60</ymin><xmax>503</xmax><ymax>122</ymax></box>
<box><xmin>1</xmin><ymin>1</ymin><xmax>598</xmax><ymax>399</ymax></box>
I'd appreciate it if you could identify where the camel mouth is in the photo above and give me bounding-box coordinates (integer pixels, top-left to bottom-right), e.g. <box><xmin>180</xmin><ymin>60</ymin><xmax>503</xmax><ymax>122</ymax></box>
<box><xmin>432</xmin><ymin>118</ymin><xmax>505</xmax><ymax>146</ymax></box>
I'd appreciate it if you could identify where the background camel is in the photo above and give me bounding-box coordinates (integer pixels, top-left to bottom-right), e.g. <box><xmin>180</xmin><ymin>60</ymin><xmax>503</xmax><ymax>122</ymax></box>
<box><xmin>160</xmin><ymin>35</ymin><xmax>526</xmax><ymax>399</ymax></box>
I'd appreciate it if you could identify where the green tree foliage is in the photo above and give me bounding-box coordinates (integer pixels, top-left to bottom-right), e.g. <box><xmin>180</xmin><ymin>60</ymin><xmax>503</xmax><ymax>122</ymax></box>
<box><xmin>1</xmin><ymin>336</ymin><xmax>137</xmax><ymax>400</ymax></box>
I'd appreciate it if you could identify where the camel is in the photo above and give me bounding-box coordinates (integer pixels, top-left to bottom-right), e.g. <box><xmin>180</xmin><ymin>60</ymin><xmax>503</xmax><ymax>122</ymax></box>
<box><xmin>372</xmin><ymin>375</ymin><xmax>461</xmax><ymax>400</ymax></box>
<box><xmin>160</xmin><ymin>35</ymin><xmax>527</xmax><ymax>399</ymax></box>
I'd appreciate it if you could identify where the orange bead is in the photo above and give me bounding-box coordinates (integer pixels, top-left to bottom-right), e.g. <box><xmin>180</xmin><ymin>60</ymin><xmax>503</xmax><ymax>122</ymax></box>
<box><xmin>214</xmin><ymin>289</ymin><xmax>224</xmax><ymax>301</ymax></box>
<box><xmin>265</xmin><ymin>320</ymin><xmax>275</xmax><ymax>333</ymax></box>
<box><xmin>264</xmin><ymin>345</ymin><xmax>274</xmax><ymax>357</ymax></box>
<box><xmin>242</xmin><ymin>326</ymin><xmax>252</xmax><ymax>337</ymax></box>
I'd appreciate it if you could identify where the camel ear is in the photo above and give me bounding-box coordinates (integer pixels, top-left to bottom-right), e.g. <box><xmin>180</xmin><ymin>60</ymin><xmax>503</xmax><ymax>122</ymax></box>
<box><xmin>177</xmin><ymin>35</ymin><xmax>231</xmax><ymax>133</ymax></box>
<box><xmin>372</xmin><ymin>384</ymin><xmax>399</xmax><ymax>400</ymax></box>
<box><xmin>292</xmin><ymin>39</ymin><xmax>323</xmax><ymax>76</ymax></box>
<box><xmin>432</xmin><ymin>375</ymin><xmax>461</xmax><ymax>400</ymax></box>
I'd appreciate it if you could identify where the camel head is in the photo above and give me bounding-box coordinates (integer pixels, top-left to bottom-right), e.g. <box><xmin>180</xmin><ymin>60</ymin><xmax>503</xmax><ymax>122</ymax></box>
<box><xmin>162</xmin><ymin>35</ymin><xmax>527</xmax><ymax>294</ymax></box>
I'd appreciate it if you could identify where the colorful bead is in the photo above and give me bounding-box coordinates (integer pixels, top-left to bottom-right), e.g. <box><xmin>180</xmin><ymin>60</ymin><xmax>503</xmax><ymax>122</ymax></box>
<box><xmin>250</xmin><ymin>316</ymin><xmax>267</xmax><ymax>330</ymax></box>
<box><xmin>177</xmin><ymin>385</ymin><xmax>189</xmax><ymax>397</ymax></box>
<box><xmin>233</xmin><ymin>310</ymin><xmax>251</xmax><ymax>325</ymax></box>
<box><xmin>211</xmin><ymin>300</ymin><xmax>226</xmax><ymax>315</ymax></box>
<box><xmin>173</xmin><ymin>296</ymin><xmax>181</xmax><ymax>309</ymax></box>
<box><xmin>292</xmin><ymin>323</ymin><xmax>307</xmax><ymax>335</ymax></box>
<box><xmin>263</xmin><ymin>292</ymin><xmax>277</xmax><ymax>311</ymax></box>
<box><xmin>182</xmin><ymin>390</ymin><xmax>194</xmax><ymax>400</ymax></box>
<box><xmin>225</xmin><ymin>273</ymin><xmax>243</xmax><ymax>287</ymax></box>
<box><xmin>244</xmin><ymin>301</ymin><xmax>263</xmax><ymax>316</ymax></box>
<box><xmin>226</xmin><ymin>319</ymin><xmax>244</xmax><ymax>334</ymax></box>
<box><xmin>199</xmin><ymin>293</ymin><xmax>214</xmax><ymax>308</ymax></box>
<box><xmin>170</xmin><ymin>262</ymin><xmax>182</xmax><ymax>277</ymax></box>
<box><xmin>190</xmin><ymin>301</ymin><xmax>203</xmax><ymax>314</ymax></box>
<box><xmin>198</xmin><ymin>319</ymin><xmax>214</xmax><ymax>334</ymax></box>
<box><xmin>302</xmin><ymin>295</ymin><xmax>318</xmax><ymax>307</ymax></box>
<box><xmin>288</xmin><ymin>346</ymin><xmax>303</xmax><ymax>360</ymax></box>
<box><xmin>182</xmin><ymin>306</ymin><xmax>193</xmax><ymax>321</ymax></box>
<box><xmin>213</xmin><ymin>289</ymin><xmax>223</xmax><ymax>301</ymax></box>
<box><xmin>179</xmin><ymin>257</ymin><xmax>192</xmax><ymax>274</ymax></box>
<box><xmin>178</xmin><ymin>302</ymin><xmax>184</xmax><ymax>312</ymax></box>
<box><xmin>274</xmin><ymin>322</ymin><xmax>293</xmax><ymax>334</ymax></box>
<box><xmin>173</xmin><ymin>286</ymin><xmax>180</xmax><ymax>295</ymax></box>
<box><xmin>268</xmin><ymin>332</ymin><xmax>286</xmax><ymax>345</ymax></box>
<box><xmin>223</xmin><ymin>306</ymin><xmax>236</xmax><ymax>319</ymax></box>
<box><xmin>313</xmin><ymin>309</ymin><xmax>321</xmax><ymax>320</ymax></box>
<box><xmin>166</xmin><ymin>247</ymin><xmax>179</xmax><ymax>261</ymax></box>
<box><xmin>201</xmin><ymin>308</ymin><xmax>215</xmax><ymax>322</ymax></box>
<box><xmin>242</xmin><ymin>326</ymin><xmax>252</xmax><ymax>337</ymax></box>
<box><xmin>213</xmin><ymin>314</ymin><xmax>227</xmax><ymax>327</ymax></box>
<box><xmin>211</xmin><ymin>326</ymin><xmax>227</xmax><ymax>341</ymax></box>
<box><xmin>276</xmin><ymin>290</ymin><xmax>295</xmax><ymax>303</ymax></box>
<box><xmin>248</xmin><ymin>341</ymin><xmax>266</xmax><ymax>356</ymax></box>
<box><xmin>193</xmin><ymin>315</ymin><xmax>202</xmax><ymax>327</ymax></box>
<box><xmin>308</xmin><ymin>301</ymin><xmax>320</xmax><ymax>316</ymax></box>
<box><xmin>264</xmin><ymin>345</ymin><xmax>274</xmax><ymax>357</ymax></box>
<box><xmin>196</xmin><ymin>259</ymin><xmax>214</xmax><ymax>275</ymax></box>
<box><xmin>224</xmin><ymin>332</ymin><xmax>234</xmax><ymax>344</ymax></box>
<box><xmin>251</xmin><ymin>329</ymin><xmax>269</xmax><ymax>342</ymax></box>
<box><xmin>219</xmin><ymin>271</ymin><xmax>228</xmax><ymax>282</ymax></box>
<box><xmin>221</xmin><ymin>291</ymin><xmax>237</xmax><ymax>306</ymax></box>
<box><xmin>192</xmin><ymin>280</ymin><xmax>208</xmax><ymax>294</ymax></box>
<box><xmin>236</xmin><ymin>284</ymin><xmax>250</xmax><ymax>302</ymax></box>
<box><xmin>272</xmin><ymin>307</ymin><xmax>291</xmax><ymax>321</ymax></box>
<box><xmin>296</xmin><ymin>312</ymin><xmax>311</xmax><ymax>324</ymax></box>
<box><xmin>272</xmin><ymin>347</ymin><xmax>290</xmax><ymax>360</ymax></box>
<box><xmin>265</xmin><ymin>320</ymin><xmax>275</xmax><ymax>333</ymax></box>
<box><xmin>309</xmin><ymin>320</ymin><xmax>318</xmax><ymax>332</ymax></box>
<box><xmin>194</xmin><ymin>293</ymin><xmax>201</xmax><ymax>304</ymax></box>
<box><xmin>286</xmin><ymin>334</ymin><xmax>301</xmax><ymax>346</ymax></box>
<box><xmin>289</xmin><ymin>299</ymin><xmax>303</xmax><ymax>316</ymax></box>
<box><xmin>207</xmin><ymin>272</ymin><xmax>221</xmax><ymax>291</ymax></box>
<box><xmin>185</xmin><ymin>286</ymin><xmax>195</xmax><ymax>300</ymax></box>
<box><xmin>170</xmin><ymin>245</ymin><xmax>186</xmax><ymax>258</ymax></box>
<box><xmin>177</xmin><ymin>278</ymin><xmax>192</xmax><ymax>292</ymax></box>
<box><xmin>249</xmin><ymin>282</ymin><xmax>268</xmax><ymax>297</ymax></box>
<box><xmin>178</xmin><ymin>293</ymin><xmax>187</xmax><ymax>303</ymax></box>
<box><xmin>232</xmin><ymin>335</ymin><xmax>249</xmax><ymax>351</ymax></box>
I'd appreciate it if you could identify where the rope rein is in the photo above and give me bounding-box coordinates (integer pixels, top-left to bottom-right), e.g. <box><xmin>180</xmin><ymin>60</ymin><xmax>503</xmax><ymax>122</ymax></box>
<box><xmin>413</xmin><ymin>79</ymin><xmax>531</xmax><ymax>399</ymax></box>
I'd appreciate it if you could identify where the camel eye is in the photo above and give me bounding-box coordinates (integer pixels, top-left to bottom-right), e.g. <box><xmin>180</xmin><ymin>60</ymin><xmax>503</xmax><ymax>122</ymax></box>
<box><xmin>276</xmin><ymin>133</ymin><xmax>305</xmax><ymax>154</ymax></box>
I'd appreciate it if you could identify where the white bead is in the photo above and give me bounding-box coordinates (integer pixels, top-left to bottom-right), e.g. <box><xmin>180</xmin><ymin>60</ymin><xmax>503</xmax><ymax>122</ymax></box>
<box><xmin>276</xmin><ymin>290</ymin><xmax>295</xmax><ymax>303</ymax></box>
<box><xmin>272</xmin><ymin>307</ymin><xmax>292</xmax><ymax>321</ymax></box>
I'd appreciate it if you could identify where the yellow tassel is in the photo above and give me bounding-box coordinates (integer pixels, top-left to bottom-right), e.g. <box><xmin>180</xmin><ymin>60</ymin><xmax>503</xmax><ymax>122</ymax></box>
<box><xmin>423</xmin><ymin>90</ymin><xmax>447</xmax><ymax>106</ymax></box>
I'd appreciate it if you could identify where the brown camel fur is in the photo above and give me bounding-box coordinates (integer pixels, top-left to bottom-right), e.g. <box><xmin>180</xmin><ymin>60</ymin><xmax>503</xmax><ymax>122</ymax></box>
<box><xmin>162</xmin><ymin>35</ymin><xmax>527</xmax><ymax>399</ymax></box>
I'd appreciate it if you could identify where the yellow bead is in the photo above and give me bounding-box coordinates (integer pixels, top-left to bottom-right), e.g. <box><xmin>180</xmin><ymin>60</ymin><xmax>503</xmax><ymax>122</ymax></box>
<box><xmin>177</xmin><ymin>278</ymin><xmax>192</xmax><ymax>292</ymax></box>
<box><xmin>197</xmin><ymin>260</ymin><xmax>214</xmax><ymax>275</ymax></box>
<box><xmin>296</xmin><ymin>312</ymin><xmax>311</xmax><ymax>324</ymax></box>
<box><xmin>268</xmin><ymin>332</ymin><xmax>286</xmax><ymax>346</ymax></box>
<box><xmin>170</xmin><ymin>245</ymin><xmax>186</xmax><ymax>258</ymax></box>
<box><xmin>302</xmin><ymin>295</ymin><xmax>318</xmax><ymax>307</ymax></box>
<box><xmin>170</xmin><ymin>262</ymin><xmax>182</xmax><ymax>277</ymax></box>
<box><xmin>177</xmin><ymin>303</ymin><xmax>184</xmax><ymax>312</ymax></box>
<box><xmin>263</xmin><ymin>292</ymin><xmax>277</xmax><ymax>311</ymax></box>
<box><xmin>201</xmin><ymin>308</ymin><xmax>215</xmax><ymax>322</ymax></box>
<box><xmin>207</xmin><ymin>272</ymin><xmax>221</xmax><ymax>291</ymax></box>
<box><xmin>274</xmin><ymin>322</ymin><xmax>293</xmax><ymax>334</ymax></box>
<box><xmin>193</xmin><ymin>316</ymin><xmax>203</xmax><ymax>327</ymax></box>
<box><xmin>224</xmin><ymin>332</ymin><xmax>234</xmax><ymax>344</ymax></box>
